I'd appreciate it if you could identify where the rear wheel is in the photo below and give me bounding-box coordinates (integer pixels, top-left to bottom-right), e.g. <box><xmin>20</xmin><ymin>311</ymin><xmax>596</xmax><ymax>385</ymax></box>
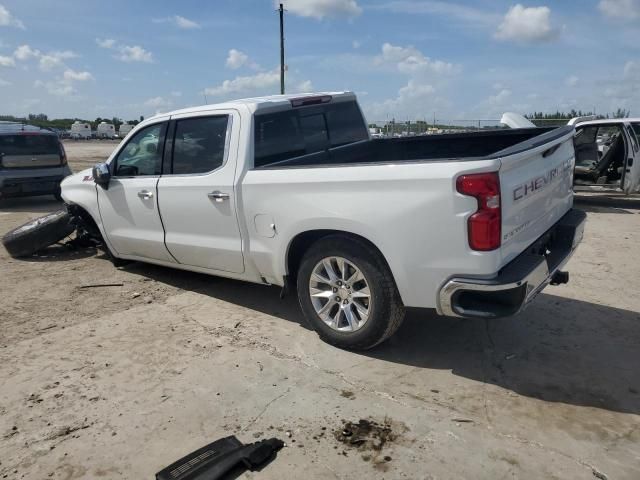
<box><xmin>296</xmin><ymin>235</ymin><xmax>405</xmax><ymax>350</ymax></box>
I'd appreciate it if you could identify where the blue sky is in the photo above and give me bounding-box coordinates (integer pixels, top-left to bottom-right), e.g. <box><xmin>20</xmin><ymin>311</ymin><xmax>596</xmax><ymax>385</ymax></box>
<box><xmin>0</xmin><ymin>0</ymin><xmax>638</xmax><ymax>123</ymax></box>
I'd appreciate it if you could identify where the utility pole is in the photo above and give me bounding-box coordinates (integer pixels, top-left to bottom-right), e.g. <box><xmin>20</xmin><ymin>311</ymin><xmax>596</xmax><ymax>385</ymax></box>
<box><xmin>279</xmin><ymin>3</ymin><xmax>285</xmax><ymax>95</ymax></box>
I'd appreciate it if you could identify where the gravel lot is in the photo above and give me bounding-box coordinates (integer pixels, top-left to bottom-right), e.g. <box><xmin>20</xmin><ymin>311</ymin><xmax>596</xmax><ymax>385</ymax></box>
<box><xmin>0</xmin><ymin>141</ymin><xmax>639</xmax><ymax>479</ymax></box>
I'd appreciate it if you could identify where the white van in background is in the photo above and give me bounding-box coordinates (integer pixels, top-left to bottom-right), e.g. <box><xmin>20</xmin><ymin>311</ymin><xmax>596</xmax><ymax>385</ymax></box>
<box><xmin>96</xmin><ymin>122</ymin><xmax>116</xmax><ymax>139</ymax></box>
<box><xmin>118</xmin><ymin>123</ymin><xmax>134</xmax><ymax>138</ymax></box>
<box><xmin>70</xmin><ymin>121</ymin><xmax>91</xmax><ymax>140</ymax></box>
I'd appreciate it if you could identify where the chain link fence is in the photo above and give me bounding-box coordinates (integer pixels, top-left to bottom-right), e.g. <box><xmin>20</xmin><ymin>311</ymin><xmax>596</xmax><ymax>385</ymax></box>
<box><xmin>366</xmin><ymin>118</ymin><xmax>574</xmax><ymax>137</ymax></box>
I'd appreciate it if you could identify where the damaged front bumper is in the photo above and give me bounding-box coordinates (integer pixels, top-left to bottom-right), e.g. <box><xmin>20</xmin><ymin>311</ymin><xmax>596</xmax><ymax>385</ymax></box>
<box><xmin>438</xmin><ymin>208</ymin><xmax>587</xmax><ymax>319</ymax></box>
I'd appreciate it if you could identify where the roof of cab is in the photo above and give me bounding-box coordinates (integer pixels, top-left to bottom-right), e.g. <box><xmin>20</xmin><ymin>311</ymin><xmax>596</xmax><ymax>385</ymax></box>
<box><xmin>146</xmin><ymin>91</ymin><xmax>356</xmax><ymax>121</ymax></box>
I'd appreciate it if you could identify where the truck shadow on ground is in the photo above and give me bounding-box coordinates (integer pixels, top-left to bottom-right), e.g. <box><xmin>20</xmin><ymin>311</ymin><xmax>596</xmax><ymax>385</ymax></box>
<box><xmin>123</xmin><ymin>262</ymin><xmax>640</xmax><ymax>416</ymax></box>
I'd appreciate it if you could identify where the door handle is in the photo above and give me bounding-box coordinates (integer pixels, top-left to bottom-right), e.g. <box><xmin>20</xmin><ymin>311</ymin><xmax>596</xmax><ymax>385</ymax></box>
<box><xmin>208</xmin><ymin>191</ymin><xmax>230</xmax><ymax>202</ymax></box>
<box><xmin>137</xmin><ymin>190</ymin><xmax>154</xmax><ymax>199</ymax></box>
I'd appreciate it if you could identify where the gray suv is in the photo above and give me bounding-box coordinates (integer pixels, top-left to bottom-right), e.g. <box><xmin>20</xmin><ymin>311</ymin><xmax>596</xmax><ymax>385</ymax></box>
<box><xmin>0</xmin><ymin>122</ymin><xmax>72</xmax><ymax>200</ymax></box>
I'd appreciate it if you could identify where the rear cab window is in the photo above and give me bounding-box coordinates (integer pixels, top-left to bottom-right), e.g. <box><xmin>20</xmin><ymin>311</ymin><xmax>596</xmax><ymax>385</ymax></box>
<box><xmin>0</xmin><ymin>134</ymin><xmax>60</xmax><ymax>156</ymax></box>
<box><xmin>253</xmin><ymin>100</ymin><xmax>367</xmax><ymax>168</ymax></box>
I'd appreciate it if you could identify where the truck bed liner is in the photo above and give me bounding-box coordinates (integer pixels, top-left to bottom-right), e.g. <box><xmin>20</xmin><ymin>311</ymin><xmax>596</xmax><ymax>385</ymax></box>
<box><xmin>256</xmin><ymin>126</ymin><xmax>572</xmax><ymax>169</ymax></box>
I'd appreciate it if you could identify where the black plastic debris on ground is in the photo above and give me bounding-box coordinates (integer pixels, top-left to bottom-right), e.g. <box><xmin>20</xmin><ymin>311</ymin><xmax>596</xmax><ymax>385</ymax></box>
<box><xmin>156</xmin><ymin>436</ymin><xmax>284</xmax><ymax>480</ymax></box>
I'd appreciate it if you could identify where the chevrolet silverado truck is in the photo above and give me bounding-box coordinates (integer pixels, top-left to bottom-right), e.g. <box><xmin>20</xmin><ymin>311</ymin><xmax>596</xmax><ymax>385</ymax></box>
<box><xmin>8</xmin><ymin>92</ymin><xmax>586</xmax><ymax>349</ymax></box>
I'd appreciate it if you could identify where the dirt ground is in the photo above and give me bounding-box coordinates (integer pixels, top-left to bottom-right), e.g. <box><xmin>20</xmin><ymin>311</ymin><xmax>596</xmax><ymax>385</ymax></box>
<box><xmin>0</xmin><ymin>141</ymin><xmax>639</xmax><ymax>479</ymax></box>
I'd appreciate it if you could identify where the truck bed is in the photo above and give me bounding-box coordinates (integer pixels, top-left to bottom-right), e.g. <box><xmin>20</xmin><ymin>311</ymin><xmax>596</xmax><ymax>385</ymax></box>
<box><xmin>255</xmin><ymin>126</ymin><xmax>571</xmax><ymax>169</ymax></box>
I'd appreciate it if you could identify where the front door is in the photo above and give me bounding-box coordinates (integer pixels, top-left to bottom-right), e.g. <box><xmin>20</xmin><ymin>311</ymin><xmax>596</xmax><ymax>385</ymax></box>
<box><xmin>98</xmin><ymin>119</ymin><xmax>175</xmax><ymax>262</ymax></box>
<box><xmin>156</xmin><ymin>110</ymin><xmax>244</xmax><ymax>273</ymax></box>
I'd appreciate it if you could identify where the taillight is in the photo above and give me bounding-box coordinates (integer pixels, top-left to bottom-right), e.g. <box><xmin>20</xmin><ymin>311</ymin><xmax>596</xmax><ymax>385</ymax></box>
<box><xmin>59</xmin><ymin>142</ymin><xmax>67</xmax><ymax>165</ymax></box>
<box><xmin>456</xmin><ymin>172</ymin><xmax>501</xmax><ymax>251</ymax></box>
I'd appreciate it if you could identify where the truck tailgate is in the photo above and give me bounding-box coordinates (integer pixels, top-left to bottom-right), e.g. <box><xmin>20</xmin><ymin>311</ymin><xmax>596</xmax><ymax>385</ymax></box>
<box><xmin>497</xmin><ymin>126</ymin><xmax>576</xmax><ymax>265</ymax></box>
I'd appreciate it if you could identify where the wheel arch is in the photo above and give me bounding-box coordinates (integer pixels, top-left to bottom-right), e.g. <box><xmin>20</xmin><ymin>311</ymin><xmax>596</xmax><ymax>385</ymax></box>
<box><xmin>284</xmin><ymin>229</ymin><xmax>400</xmax><ymax>297</ymax></box>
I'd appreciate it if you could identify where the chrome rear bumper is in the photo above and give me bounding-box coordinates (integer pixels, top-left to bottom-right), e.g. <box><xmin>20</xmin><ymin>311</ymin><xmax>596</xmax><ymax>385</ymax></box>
<box><xmin>438</xmin><ymin>209</ymin><xmax>586</xmax><ymax>318</ymax></box>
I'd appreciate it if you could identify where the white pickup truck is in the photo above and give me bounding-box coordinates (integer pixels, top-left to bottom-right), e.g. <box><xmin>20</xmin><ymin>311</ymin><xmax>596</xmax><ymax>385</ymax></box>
<box><xmin>54</xmin><ymin>92</ymin><xmax>585</xmax><ymax>349</ymax></box>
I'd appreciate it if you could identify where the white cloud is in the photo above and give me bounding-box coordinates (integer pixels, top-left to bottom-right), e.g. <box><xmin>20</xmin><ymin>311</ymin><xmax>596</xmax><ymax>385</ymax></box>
<box><xmin>11</xmin><ymin>44</ymin><xmax>79</xmax><ymax>72</ymax></box>
<box><xmin>565</xmin><ymin>75</ymin><xmax>579</xmax><ymax>87</ymax></box>
<box><xmin>598</xmin><ymin>0</ymin><xmax>640</xmax><ymax>20</ymax></box>
<box><xmin>96</xmin><ymin>39</ymin><xmax>153</xmax><ymax>63</ymax></box>
<box><xmin>153</xmin><ymin>15</ymin><xmax>200</xmax><ymax>29</ymax></box>
<box><xmin>96</xmin><ymin>38</ymin><xmax>116</xmax><ymax>49</ymax></box>
<box><xmin>63</xmin><ymin>69</ymin><xmax>94</xmax><ymax>82</ymax></box>
<box><xmin>204</xmin><ymin>70</ymin><xmax>281</xmax><ymax>96</ymax></box>
<box><xmin>367</xmin><ymin>79</ymin><xmax>438</xmax><ymax>118</ymax></box>
<box><xmin>352</xmin><ymin>40</ymin><xmax>361</xmax><ymax>49</ymax></box>
<box><xmin>39</xmin><ymin>50</ymin><xmax>77</xmax><ymax>71</ymax></box>
<box><xmin>374</xmin><ymin>43</ymin><xmax>458</xmax><ymax>75</ymax></box>
<box><xmin>0</xmin><ymin>54</ymin><xmax>15</xmax><ymax>67</ymax></box>
<box><xmin>34</xmin><ymin>79</ymin><xmax>75</xmax><ymax>97</ymax></box>
<box><xmin>488</xmin><ymin>88</ymin><xmax>512</xmax><ymax>105</ymax></box>
<box><xmin>117</xmin><ymin>45</ymin><xmax>153</xmax><ymax>63</ymax></box>
<box><xmin>0</xmin><ymin>4</ymin><xmax>25</xmax><ymax>29</ymax></box>
<box><xmin>624</xmin><ymin>60</ymin><xmax>640</xmax><ymax>79</ymax></box>
<box><xmin>294</xmin><ymin>79</ymin><xmax>314</xmax><ymax>92</ymax></box>
<box><xmin>225</xmin><ymin>49</ymin><xmax>259</xmax><ymax>70</ymax></box>
<box><xmin>495</xmin><ymin>4</ymin><xmax>557</xmax><ymax>43</ymax></box>
<box><xmin>14</xmin><ymin>44</ymin><xmax>40</xmax><ymax>61</ymax></box>
<box><xmin>144</xmin><ymin>96</ymin><xmax>173</xmax><ymax>108</ymax></box>
<box><xmin>278</xmin><ymin>0</ymin><xmax>362</xmax><ymax>19</ymax></box>
<box><xmin>174</xmin><ymin>15</ymin><xmax>200</xmax><ymax>29</ymax></box>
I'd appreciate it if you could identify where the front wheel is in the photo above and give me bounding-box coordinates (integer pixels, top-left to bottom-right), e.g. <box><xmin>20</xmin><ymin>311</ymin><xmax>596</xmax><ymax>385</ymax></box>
<box><xmin>296</xmin><ymin>235</ymin><xmax>405</xmax><ymax>350</ymax></box>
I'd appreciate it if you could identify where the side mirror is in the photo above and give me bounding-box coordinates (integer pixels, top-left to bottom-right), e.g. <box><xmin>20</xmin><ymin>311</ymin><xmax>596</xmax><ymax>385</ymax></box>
<box><xmin>92</xmin><ymin>162</ymin><xmax>111</xmax><ymax>189</ymax></box>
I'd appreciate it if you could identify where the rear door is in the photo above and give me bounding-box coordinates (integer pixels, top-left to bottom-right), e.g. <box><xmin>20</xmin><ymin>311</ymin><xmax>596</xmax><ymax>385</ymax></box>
<box><xmin>496</xmin><ymin>126</ymin><xmax>576</xmax><ymax>264</ymax></box>
<box><xmin>98</xmin><ymin>119</ymin><xmax>174</xmax><ymax>262</ymax></box>
<box><xmin>156</xmin><ymin>110</ymin><xmax>244</xmax><ymax>273</ymax></box>
<box><xmin>622</xmin><ymin>122</ymin><xmax>640</xmax><ymax>193</ymax></box>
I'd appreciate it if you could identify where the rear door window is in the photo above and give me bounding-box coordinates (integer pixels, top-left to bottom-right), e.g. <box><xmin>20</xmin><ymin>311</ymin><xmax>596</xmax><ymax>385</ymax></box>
<box><xmin>171</xmin><ymin>116</ymin><xmax>229</xmax><ymax>175</ymax></box>
<box><xmin>0</xmin><ymin>134</ymin><xmax>59</xmax><ymax>155</ymax></box>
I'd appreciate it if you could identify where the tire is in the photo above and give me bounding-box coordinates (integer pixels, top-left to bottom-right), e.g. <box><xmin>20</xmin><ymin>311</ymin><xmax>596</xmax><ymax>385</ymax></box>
<box><xmin>296</xmin><ymin>235</ymin><xmax>405</xmax><ymax>350</ymax></box>
<box><xmin>2</xmin><ymin>210</ymin><xmax>74</xmax><ymax>258</ymax></box>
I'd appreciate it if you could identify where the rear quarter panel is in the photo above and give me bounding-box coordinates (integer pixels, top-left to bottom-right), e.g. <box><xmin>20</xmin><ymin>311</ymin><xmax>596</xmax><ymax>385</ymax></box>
<box><xmin>241</xmin><ymin>159</ymin><xmax>504</xmax><ymax>309</ymax></box>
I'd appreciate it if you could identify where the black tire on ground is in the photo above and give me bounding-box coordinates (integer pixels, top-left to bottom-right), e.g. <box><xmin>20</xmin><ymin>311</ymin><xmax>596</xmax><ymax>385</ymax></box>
<box><xmin>1</xmin><ymin>210</ymin><xmax>75</xmax><ymax>258</ymax></box>
<box><xmin>296</xmin><ymin>235</ymin><xmax>405</xmax><ymax>350</ymax></box>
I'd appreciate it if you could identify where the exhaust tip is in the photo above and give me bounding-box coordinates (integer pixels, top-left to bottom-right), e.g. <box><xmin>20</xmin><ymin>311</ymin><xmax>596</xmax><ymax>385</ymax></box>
<box><xmin>550</xmin><ymin>271</ymin><xmax>569</xmax><ymax>286</ymax></box>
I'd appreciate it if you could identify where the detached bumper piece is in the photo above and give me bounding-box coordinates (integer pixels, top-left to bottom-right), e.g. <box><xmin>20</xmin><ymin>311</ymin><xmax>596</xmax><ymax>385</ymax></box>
<box><xmin>439</xmin><ymin>208</ymin><xmax>586</xmax><ymax>319</ymax></box>
<box><xmin>156</xmin><ymin>436</ymin><xmax>284</xmax><ymax>480</ymax></box>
